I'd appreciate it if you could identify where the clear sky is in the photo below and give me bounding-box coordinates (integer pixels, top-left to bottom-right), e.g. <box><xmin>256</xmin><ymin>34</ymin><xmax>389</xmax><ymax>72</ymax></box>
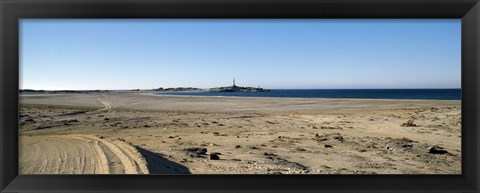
<box><xmin>20</xmin><ymin>19</ymin><xmax>461</xmax><ymax>90</ymax></box>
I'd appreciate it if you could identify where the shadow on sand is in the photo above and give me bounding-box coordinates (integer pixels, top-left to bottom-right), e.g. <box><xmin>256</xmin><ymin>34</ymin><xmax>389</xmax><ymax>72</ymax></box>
<box><xmin>136</xmin><ymin>146</ymin><xmax>191</xmax><ymax>174</ymax></box>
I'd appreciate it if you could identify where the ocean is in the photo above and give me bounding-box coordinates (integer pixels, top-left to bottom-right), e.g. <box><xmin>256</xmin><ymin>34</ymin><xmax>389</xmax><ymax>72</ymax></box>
<box><xmin>155</xmin><ymin>89</ymin><xmax>461</xmax><ymax>100</ymax></box>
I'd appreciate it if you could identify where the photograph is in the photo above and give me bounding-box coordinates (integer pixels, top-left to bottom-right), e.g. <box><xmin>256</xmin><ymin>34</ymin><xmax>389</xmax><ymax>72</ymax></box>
<box><xmin>18</xmin><ymin>19</ymin><xmax>461</xmax><ymax>175</ymax></box>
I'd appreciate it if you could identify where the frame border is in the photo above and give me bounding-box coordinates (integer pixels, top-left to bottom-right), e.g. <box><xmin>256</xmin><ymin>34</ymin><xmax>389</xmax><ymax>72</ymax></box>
<box><xmin>1</xmin><ymin>0</ymin><xmax>479</xmax><ymax>192</ymax></box>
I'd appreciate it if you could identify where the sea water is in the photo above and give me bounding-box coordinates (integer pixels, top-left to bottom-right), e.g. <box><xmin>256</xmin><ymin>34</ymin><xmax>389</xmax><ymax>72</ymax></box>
<box><xmin>155</xmin><ymin>89</ymin><xmax>461</xmax><ymax>100</ymax></box>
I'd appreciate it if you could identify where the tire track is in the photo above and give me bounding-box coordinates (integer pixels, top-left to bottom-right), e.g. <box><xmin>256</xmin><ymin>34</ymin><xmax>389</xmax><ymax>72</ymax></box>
<box><xmin>80</xmin><ymin>135</ymin><xmax>149</xmax><ymax>174</ymax></box>
<box><xmin>92</xmin><ymin>141</ymin><xmax>110</xmax><ymax>174</ymax></box>
<box><xmin>98</xmin><ymin>142</ymin><xmax>124</xmax><ymax>174</ymax></box>
<box><xmin>96</xmin><ymin>94</ymin><xmax>112</xmax><ymax>112</ymax></box>
<box><xmin>19</xmin><ymin>135</ymin><xmax>150</xmax><ymax>174</ymax></box>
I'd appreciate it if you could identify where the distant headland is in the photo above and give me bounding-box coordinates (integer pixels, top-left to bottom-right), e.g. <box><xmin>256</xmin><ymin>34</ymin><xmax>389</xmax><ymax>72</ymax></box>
<box><xmin>19</xmin><ymin>78</ymin><xmax>270</xmax><ymax>93</ymax></box>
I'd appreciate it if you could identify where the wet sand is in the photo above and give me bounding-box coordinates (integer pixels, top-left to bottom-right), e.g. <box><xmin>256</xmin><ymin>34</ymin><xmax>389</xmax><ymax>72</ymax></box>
<box><xmin>19</xmin><ymin>92</ymin><xmax>461</xmax><ymax>174</ymax></box>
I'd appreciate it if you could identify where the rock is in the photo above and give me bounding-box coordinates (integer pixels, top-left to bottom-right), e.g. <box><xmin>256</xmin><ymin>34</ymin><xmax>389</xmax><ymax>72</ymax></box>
<box><xmin>212</xmin><ymin>132</ymin><xmax>220</xmax><ymax>135</ymax></box>
<box><xmin>428</xmin><ymin>146</ymin><xmax>448</xmax><ymax>154</ymax></box>
<box><xmin>332</xmin><ymin>135</ymin><xmax>344</xmax><ymax>142</ymax></box>
<box><xmin>313</xmin><ymin>133</ymin><xmax>344</xmax><ymax>142</ymax></box>
<box><xmin>402</xmin><ymin>144</ymin><xmax>413</xmax><ymax>148</ymax></box>
<box><xmin>263</xmin><ymin>152</ymin><xmax>275</xmax><ymax>156</ymax></box>
<box><xmin>186</xmin><ymin>152</ymin><xmax>204</xmax><ymax>158</ymax></box>
<box><xmin>185</xmin><ymin>147</ymin><xmax>208</xmax><ymax>154</ymax></box>
<box><xmin>63</xmin><ymin>119</ymin><xmax>79</xmax><ymax>124</ymax></box>
<box><xmin>185</xmin><ymin>148</ymin><xmax>208</xmax><ymax>158</ymax></box>
<box><xmin>103</xmin><ymin>118</ymin><xmax>110</xmax><ymax>121</ymax></box>
<box><xmin>320</xmin><ymin>126</ymin><xmax>343</xmax><ymax>130</ymax></box>
<box><xmin>235</xmin><ymin>145</ymin><xmax>242</xmax><ymax>149</ymax></box>
<box><xmin>210</xmin><ymin>152</ymin><xmax>221</xmax><ymax>160</ymax></box>
<box><xmin>324</xmin><ymin>144</ymin><xmax>333</xmax><ymax>148</ymax></box>
<box><xmin>385</xmin><ymin>137</ymin><xmax>415</xmax><ymax>150</ymax></box>
<box><xmin>401</xmin><ymin>120</ymin><xmax>417</xmax><ymax>127</ymax></box>
<box><xmin>70</xmin><ymin>119</ymin><xmax>79</xmax><ymax>122</ymax></box>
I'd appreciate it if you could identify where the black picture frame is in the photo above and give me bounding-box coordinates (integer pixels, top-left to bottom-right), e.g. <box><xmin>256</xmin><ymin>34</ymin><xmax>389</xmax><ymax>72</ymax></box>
<box><xmin>1</xmin><ymin>0</ymin><xmax>479</xmax><ymax>192</ymax></box>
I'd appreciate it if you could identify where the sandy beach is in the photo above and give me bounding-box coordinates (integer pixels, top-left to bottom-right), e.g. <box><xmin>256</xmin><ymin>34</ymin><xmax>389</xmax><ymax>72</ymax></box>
<box><xmin>19</xmin><ymin>92</ymin><xmax>461</xmax><ymax>174</ymax></box>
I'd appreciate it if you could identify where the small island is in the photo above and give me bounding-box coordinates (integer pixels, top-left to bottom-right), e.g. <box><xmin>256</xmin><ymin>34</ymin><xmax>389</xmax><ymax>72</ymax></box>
<box><xmin>209</xmin><ymin>78</ymin><xmax>269</xmax><ymax>92</ymax></box>
<box><xmin>153</xmin><ymin>78</ymin><xmax>270</xmax><ymax>92</ymax></box>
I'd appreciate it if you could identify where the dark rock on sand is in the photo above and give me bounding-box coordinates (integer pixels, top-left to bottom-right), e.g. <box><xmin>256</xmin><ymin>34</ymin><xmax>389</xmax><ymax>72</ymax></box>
<box><xmin>185</xmin><ymin>147</ymin><xmax>208</xmax><ymax>154</ymax></box>
<box><xmin>264</xmin><ymin>152</ymin><xmax>274</xmax><ymax>156</ymax></box>
<box><xmin>385</xmin><ymin>137</ymin><xmax>415</xmax><ymax>150</ymax></box>
<box><xmin>184</xmin><ymin>147</ymin><xmax>208</xmax><ymax>157</ymax></box>
<box><xmin>428</xmin><ymin>146</ymin><xmax>449</xmax><ymax>154</ymax></box>
<box><xmin>401</xmin><ymin>120</ymin><xmax>417</xmax><ymax>127</ymax></box>
<box><xmin>24</xmin><ymin>118</ymin><xmax>35</xmax><ymax>123</ymax></box>
<box><xmin>295</xmin><ymin>147</ymin><xmax>307</xmax><ymax>151</ymax></box>
<box><xmin>210</xmin><ymin>152</ymin><xmax>221</xmax><ymax>160</ymax></box>
<box><xmin>66</xmin><ymin>119</ymin><xmax>79</xmax><ymax>123</ymax></box>
<box><xmin>313</xmin><ymin>133</ymin><xmax>344</xmax><ymax>142</ymax></box>
<box><xmin>320</xmin><ymin>126</ymin><xmax>343</xmax><ymax>130</ymax></box>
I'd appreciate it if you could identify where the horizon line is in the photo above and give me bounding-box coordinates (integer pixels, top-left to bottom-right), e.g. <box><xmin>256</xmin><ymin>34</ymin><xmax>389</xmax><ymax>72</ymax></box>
<box><xmin>19</xmin><ymin>87</ymin><xmax>462</xmax><ymax>91</ymax></box>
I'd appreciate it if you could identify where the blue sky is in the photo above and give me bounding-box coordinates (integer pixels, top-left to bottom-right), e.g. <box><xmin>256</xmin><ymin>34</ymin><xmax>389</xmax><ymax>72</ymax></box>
<box><xmin>20</xmin><ymin>19</ymin><xmax>461</xmax><ymax>90</ymax></box>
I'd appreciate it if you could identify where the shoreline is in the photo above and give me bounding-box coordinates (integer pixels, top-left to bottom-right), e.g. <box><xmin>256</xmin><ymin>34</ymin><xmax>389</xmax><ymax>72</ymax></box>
<box><xmin>21</xmin><ymin>92</ymin><xmax>462</xmax><ymax>102</ymax></box>
<box><xmin>149</xmin><ymin>92</ymin><xmax>462</xmax><ymax>102</ymax></box>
